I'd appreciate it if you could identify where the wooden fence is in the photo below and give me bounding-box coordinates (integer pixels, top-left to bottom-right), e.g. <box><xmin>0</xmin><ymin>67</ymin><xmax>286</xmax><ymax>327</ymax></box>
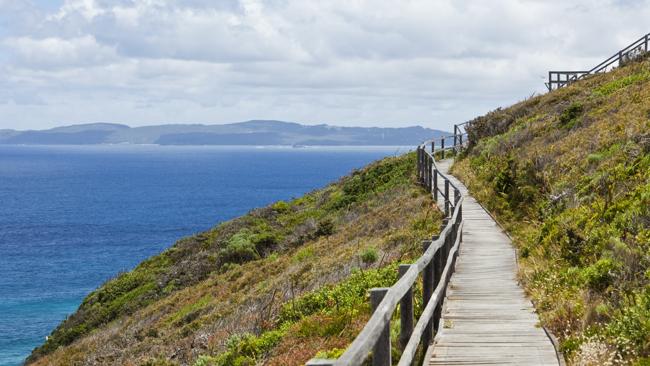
<box><xmin>547</xmin><ymin>32</ymin><xmax>650</xmax><ymax>91</ymax></box>
<box><xmin>306</xmin><ymin>131</ymin><xmax>467</xmax><ymax>366</ymax></box>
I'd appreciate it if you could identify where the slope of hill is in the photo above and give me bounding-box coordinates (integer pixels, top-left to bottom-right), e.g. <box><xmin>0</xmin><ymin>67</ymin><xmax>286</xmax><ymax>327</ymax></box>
<box><xmin>24</xmin><ymin>53</ymin><xmax>650</xmax><ymax>366</ymax></box>
<box><xmin>452</xmin><ymin>57</ymin><xmax>650</xmax><ymax>364</ymax></box>
<box><xmin>28</xmin><ymin>152</ymin><xmax>442</xmax><ymax>365</ymax></box>
<box><xmin>0</xmin><ymin>121</ymin><xmax>448</xmax><ymax>146</ymax></box>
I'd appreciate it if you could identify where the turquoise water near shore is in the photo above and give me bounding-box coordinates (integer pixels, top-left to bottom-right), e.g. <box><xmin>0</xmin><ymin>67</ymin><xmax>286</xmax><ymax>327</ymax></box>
<box><xmin>0</xmin><ymin>145</ymin><xmax>408</xmax><ymax>366</ymax></box>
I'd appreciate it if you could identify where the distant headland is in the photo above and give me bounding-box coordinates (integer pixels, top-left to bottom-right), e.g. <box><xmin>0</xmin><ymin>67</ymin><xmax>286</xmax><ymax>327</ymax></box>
<box><xmin>0</xmin><ymin>121</ymin><xmax>449</xmax><ymax>146</ymax></box>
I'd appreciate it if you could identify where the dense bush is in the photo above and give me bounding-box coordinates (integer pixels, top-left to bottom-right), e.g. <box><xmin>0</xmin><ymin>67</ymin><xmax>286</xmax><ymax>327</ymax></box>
<box><xmin>559</xmin><ymin>102</ymin><xmax>583</xmax><ymax>129</ymax></box>
<box><xmin>315</xmin><ymin>218</ymin><xmax>335</xmax><ymax>236</ymax></box>
<box><xmin>194</xmin><ymin>328</ymin><xmax>287</xmax><ymax>366</ymax></box>
<box><xmin>329</xmin><ymin>154</ymin><xmax>414</xmax><ymax>210</ymax></box>
<box><xmin>360</xmin><ymin>246</ymin><xmax>379</xmax><ymax>265</ymax></box>
<box><xmin>452</xmin><ymin>59</ymin><xmax>650</xmax><ymax>363</ymax></box>
<box><xmin>278</xmin><ymin>265</ymin><xmax>398</xmax><ymax>324</ymax></box>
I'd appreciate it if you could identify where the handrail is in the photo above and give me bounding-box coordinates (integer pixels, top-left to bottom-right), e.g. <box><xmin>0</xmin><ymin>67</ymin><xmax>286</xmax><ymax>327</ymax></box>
<box><xmin>589</xmin><ymin>33</ymin><xmax>649</xmax><ymax>74</ymax></box>
<box><xmin>397</xmin><ymin>219</ymin><xmax>462</xmax><ymax>366</ymax></box>
<box><xmin>306</xmin><ymin>130</ymin><xmax>467</xmax><ymax>366</ymax></box>
<box><xmin>547</xmin><ymin>32</ymin><xmax>649</xmax><ymax>91</ymax></box>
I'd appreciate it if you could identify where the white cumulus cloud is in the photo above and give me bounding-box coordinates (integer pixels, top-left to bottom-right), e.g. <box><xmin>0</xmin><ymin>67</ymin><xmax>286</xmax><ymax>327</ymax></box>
<box><xmin>0</xmin><ymin>0</ymin><xmax>649</xmax><ymax>130</ymax></box>
<box><xmin>4</xmin><ymin>35</ymin><xmax>118</xmax><ymax>68</ymax></box>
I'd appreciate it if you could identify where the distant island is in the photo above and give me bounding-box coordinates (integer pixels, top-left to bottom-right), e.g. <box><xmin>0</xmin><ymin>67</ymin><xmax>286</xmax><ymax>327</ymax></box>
<box><xmin>0</xmin><ymin>121</ymin><xmax>449</xmax><ymax>146</ymax></box>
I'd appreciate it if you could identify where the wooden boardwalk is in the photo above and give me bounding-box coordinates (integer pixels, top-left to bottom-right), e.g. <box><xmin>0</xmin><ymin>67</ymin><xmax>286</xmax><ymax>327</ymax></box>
<box><xmin>428</xmin><ymin>160</ymin><xmax>559</xmax><ymax>366</ymax></box>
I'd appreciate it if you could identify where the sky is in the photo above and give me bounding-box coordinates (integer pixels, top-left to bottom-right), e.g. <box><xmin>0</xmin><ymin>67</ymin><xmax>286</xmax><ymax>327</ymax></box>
<box><xmin>0</xmin><ymin>0</ymin><xmax>648</xmax><ymax>131</ymax></box>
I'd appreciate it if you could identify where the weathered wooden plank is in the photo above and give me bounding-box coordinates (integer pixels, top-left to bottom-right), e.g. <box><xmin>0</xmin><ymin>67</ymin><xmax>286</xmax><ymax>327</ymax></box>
<box><xmin>429</xmin><ymin>160</ymin><xmax>558</xmax><ymax>366</ymax></box>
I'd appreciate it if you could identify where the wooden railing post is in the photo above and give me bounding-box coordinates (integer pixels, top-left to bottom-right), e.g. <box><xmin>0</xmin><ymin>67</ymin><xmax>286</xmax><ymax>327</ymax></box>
<box><xmin>454</xmin><ymin>217</ymin><xmax>461</xmax><ymax>262</ymax></box>
<box><xmin>440</xmin><ymin>234</ymin><xmax>450</xmax><ymax>307</ymax></box>
<box><xmin>434</xmin><ymin>238</ymin><xmax>444</xmax><ymax>332</ymax></box>
<box><xmin>444</xmin><ymin>179</ymin><xmax>450</xmax><ymax>217</ymax></box>
<box><xmin>431</xmin><ymin>140</ymin><xmax>435</xmax><ymax>153</ymax></box>
<box><xmin>370</xmin><ymin>288</ymin><xmax>391</xmax><ymax>366</ymax></box>
<box><xmin>427</xmin><ymin>154</ymin><xmax>430</xmax><ymax>187</ymax></box>
<box><xmin>443</xmin><ymin>233</ymin><xmax>454</xmax><ymax>282</ymax></box>
<box><xmin>451</xmin><ymin>221</ymin><xmax>457</xmax><ymax>256</ymax></box>
<box><xmin>420</xmin><ymin>148</ymin><xmax>427</xmax><ymax>185</ymax></box>
<box><xmin>433</xmin><ymin>169</ymin><xmax>438</xmax><ymax>201</ymax></box>
<box><xmin>431</xmin><ymin>235</ymin><xmax>441</xmax><ymax>331</ymax></box>
<box><xmin>416</xmin><ymin>146</ymin><xmax>421</xmax><ymax>183</ymax></box>
<box><xmin>427</xmin><ymin>158</ymin><xmax>433</xmax><ymax>192</ymax></box>
<box><xmin>453</xmin><ymin>125</ymin><xmax>458</xmax><ymax>147</ymax></box>
<box><xmin>619</xmin><ymin>50</ymin><xmax>623</xmax><ymax>66</ymax></box>
<box><xmin>426</xmin><ymin>156</ymin><xmax>431</xmax><ymax>191</ymax></box>
<box><xmin>422</xmin><ymin>240</ymin><xmax>434</xmax><ymax>347</ymax></box>
<box><xmin>422</xmin><ymin>147</ymin><xmax>426</xmax><ymax>183</ymax></box>
<box><xmin>398</xmin><ymin>264</ymin><xmax>414</xmax><ymax>349</ymax></box>
<box><xmin>424</xmin><ymin>154</ymin><xmax>428</xmax><ymax>189</ymax></box>
<box><xmin>420</xmin><ymin>147</ymin><xmax>424</xmax><ymax>184</ymax></box>
<box><xmin>434</xmin><ymin>219</ymin><xmax>454</xmax><ymax>338</ymax></box>
<box><xmin>441</xmin><ymin>137</ymin><xmax>445</xmax><ymax>159</ymax></box>
<box><xmin>420</xmin><ymin>150</ymin><xmax>424</xmax><ymax>186</ymax></box>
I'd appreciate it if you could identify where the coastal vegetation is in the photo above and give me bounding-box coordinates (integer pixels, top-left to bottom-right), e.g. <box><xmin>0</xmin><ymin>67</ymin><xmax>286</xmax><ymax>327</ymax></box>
<box><xmin>29</xmin><ymin>43</ymin><xmax>650</xmax><ymax>366</ymax></box>
<box><xmin>29</xmin><ymin>152</ymin><xmax>441</xmax><ymax>365</ymax></box>
<box><xmin>453</xmin><ymin>56</ymin><xmax>650</xmax><ymax>364</ymax></box>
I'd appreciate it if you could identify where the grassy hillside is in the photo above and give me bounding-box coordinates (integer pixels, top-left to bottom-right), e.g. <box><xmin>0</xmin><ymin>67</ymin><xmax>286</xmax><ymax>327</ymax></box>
<box><xmin>29</xmin><ymin>152</ymin><xmax>441</xmax><ymax>365</ymax></box>
<box><xmin>452</xmin><ymin>57</ymin><xmax>650</xmax><ymax>364</ymax></box>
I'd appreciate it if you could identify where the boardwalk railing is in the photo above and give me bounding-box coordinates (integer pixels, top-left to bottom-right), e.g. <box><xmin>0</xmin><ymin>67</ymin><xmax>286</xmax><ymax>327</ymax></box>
<box><xmin>547</xmin><ymin>32</ymin><xmax>650</xmax><ymax>91</ymax></box>
<box><xmin>306</xmin><ymin>131</ymin><xmax>467</xmax><ymax>366</ymax></box>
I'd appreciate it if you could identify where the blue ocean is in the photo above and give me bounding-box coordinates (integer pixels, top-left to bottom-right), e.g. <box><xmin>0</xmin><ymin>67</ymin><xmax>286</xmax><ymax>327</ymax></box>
<box><xmin>0</xmin><ymin>144</ymin><xmax>407</xmax><ymax>366</ymax></box>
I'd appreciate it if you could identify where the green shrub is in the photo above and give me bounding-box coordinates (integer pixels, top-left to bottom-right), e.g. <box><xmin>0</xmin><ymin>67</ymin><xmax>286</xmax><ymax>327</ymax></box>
<box><xmin>587</xmin><ymin>153</ymin><xmax>604</xmax><ymax>164</ymax></box>
<box><xmin>167</xmin><ymin>294</ymin><xmax>212</xmax><ymax>325</ymax></box>
<box><xmin>559</xmin><ymin>336</ymin><xmax>582</xmax><ymax>355</ymax></box>
<box><xmin>295</xmin><ymin>314</ymin><xmax>350</xmax><ymax>338</ymax></box>
<box><xmin>315</xmin><ymin>348</ymin><xmax>345</xmax><ymax>359</ymax></box>
<box><xmin>581</xmin><ymin>258</ymin><xmax>618</xmax><ymax>292</ymax></box>
<box><xmin>219</xmin><ymin>229</ymin><xmax>260</xmax><ymax>264</ymax></box>
<box><xmin>593</xmin><ymin>71</ymin><xmax>650</xmax><ymax>96</ymax></box>
<box><xmin>494</xmin><ymin>159</ymin><xmax>515</xmax><ymax>195</ymax></box>
<box><xmin>559</xmin><ymin>102</ymin><xmax>583</xmax><ymax>129</ymax></box>
<box><xmin>316</xmin><ymin>218</ymin><xmax>335</xmax><ymax>236</ymax></box>
<box><xmin>220</xmin><ymin>262</ymin><xmax>240</xmax><ymax>273</ymax></box>
<box><xmin>252</xmin><ymin>231</ymin><xmax>280</xmax><ymax>251</ymax></box>
<box><xmin>328</xmin><ymin>154</ymin><xmax>414</xmax><ymax>210</ymax></box>
<box><xmin>293</xmin><ymin>247</ymin><xmax>315</xmax><ymax>263</ymax></box>
<box><xmin>634</xmin><ymin>358</ymin><xmax>650</xmax><ymax>366</ymax></box>
<box><xmin>271</xmin><ymin>200</ymin><xmax>291</xmax><ymax>213</ymax></box>
<box><xmin>360</xmin><ymin>247</ymin><xmax>379</xmax><ymax>265</ymax></box>
<box><xmin>606</xmin><ymin>287</ymin><xmax>650</xmax><ymax>354</ymax></box>
<box><xmin>279</xmin><ymin>265</ymin><xmax>397</xmax><ymax>323</ymax></box>
<box><xmin>195</xmin><ymin>328</ymin><xmax>287</xmax><ymax>366</ymax></box>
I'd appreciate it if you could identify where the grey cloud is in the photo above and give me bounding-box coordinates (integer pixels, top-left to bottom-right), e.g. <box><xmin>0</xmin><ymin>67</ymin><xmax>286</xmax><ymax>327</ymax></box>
<box><xmin>0</xmin><ymin>0</ymin><xmax>649</xmax><ymax>131</ymax></box>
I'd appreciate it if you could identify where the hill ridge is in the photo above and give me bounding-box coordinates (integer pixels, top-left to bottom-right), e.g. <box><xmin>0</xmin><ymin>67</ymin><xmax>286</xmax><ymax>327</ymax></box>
<box><xmin>0</xmin><ymin>121</ymin><xmax>448</xmax><ymax>146</ymax></box>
